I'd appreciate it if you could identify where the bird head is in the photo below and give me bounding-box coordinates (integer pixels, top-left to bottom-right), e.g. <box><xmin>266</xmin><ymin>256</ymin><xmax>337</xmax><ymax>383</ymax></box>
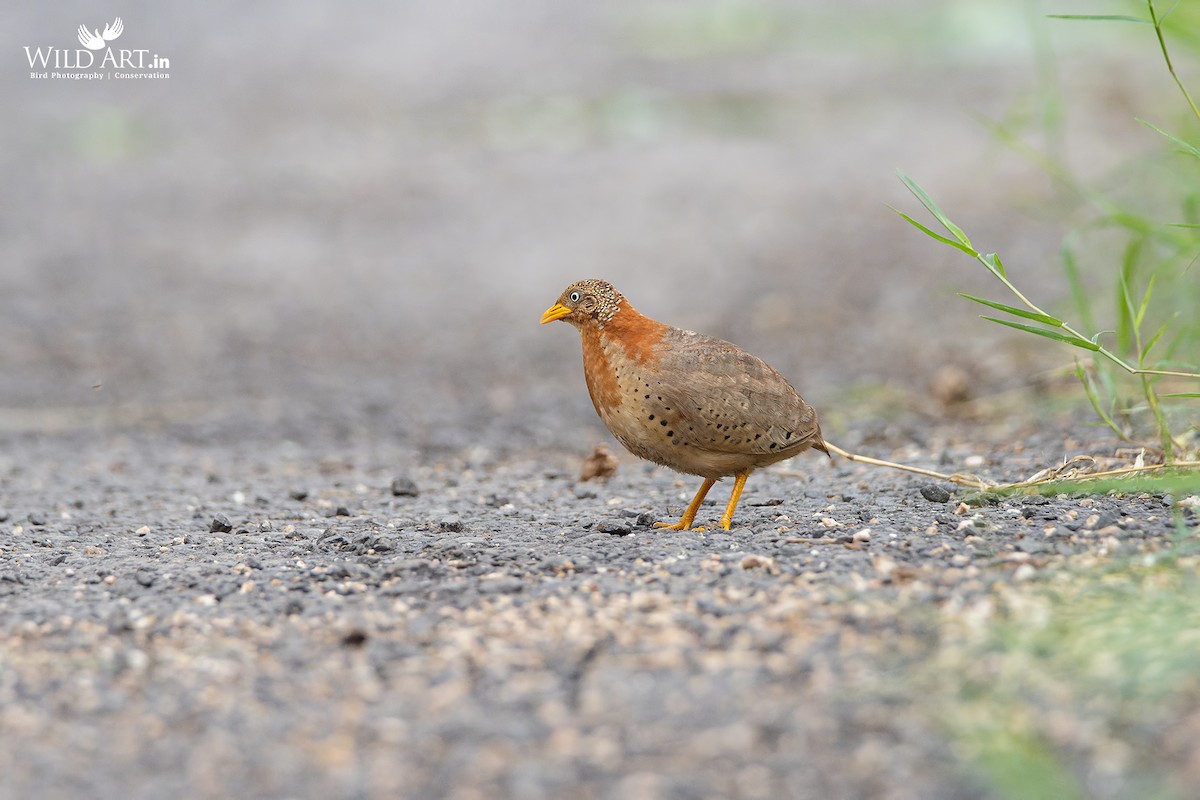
<box><xmin>540</xmin><ymin>279</ymin><xmax>624</xmax><ymax>328</ymax></box>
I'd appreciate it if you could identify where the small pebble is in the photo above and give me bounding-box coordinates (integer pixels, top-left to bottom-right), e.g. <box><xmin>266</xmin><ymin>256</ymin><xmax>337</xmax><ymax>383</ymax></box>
<box><xmin>740</xmin><ymin>554</ymin><xmax>776</xmax><ymax>572</ymax></box>
<box><xmin>538</xmin><ymin>555</ymin><xmax>575</xmax><ymax>574</ymax></box>
<box><xmin>1013</xmin><ymin>563</ymin><xmax>1037</xmax><ymax>582</ymax></box>
<box><xmin>598</xmin><ymin>521</ymin><xmax>632</xmax><ymax>536</ymax></box>
<box><xmin>0</xmin><ymin>508</ymin><xmax>9</xmax><ymax>522</ymax></box>
<box><xmin>440</xmin><ymin>517</ymin><xmax>464</xmax><ymax>532</ymax></box>
<box><xmin>579</xmin><ymin>444</ymin><xmax>619</xmax><ymax>482</ymax></box>
<box><xmin>341</xmin><ymin>630</ymin><xmax>369</xmax><ymax>648</ymax></box>
<box><xmin>747</xmin><ymin>498</ymin><xmax>785</xmax><ymax>507</ymax></box>
<box><xmin>919</xmin><ymin>484</ymin><xmax>951</xmax><ymax>503</ymax></box>
<box><xmin>210</xmin><ymin>515</ymin><xmax>233</xmax><ymax>533</ymax></box>
<box><xmin>28</xmin><ymin>513</ymin><xmax>47</xmax><ymax>526</ymax></box>
<box><xmin>289</xmin><ymin>489</ymin><xmax>310</xmax><ymax>501</ymax></box>
<box><xmin>391</xmin><ymin>477</ymin><xmax>420</xmax><ymax>497</ymax></box>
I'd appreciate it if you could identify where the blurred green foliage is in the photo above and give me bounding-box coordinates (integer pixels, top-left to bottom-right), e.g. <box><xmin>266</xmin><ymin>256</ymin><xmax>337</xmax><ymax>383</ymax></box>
<box><xmin>900</xmin><ymin>1</ymin><xmax>1200</xmax><ymax>460</ymax></box>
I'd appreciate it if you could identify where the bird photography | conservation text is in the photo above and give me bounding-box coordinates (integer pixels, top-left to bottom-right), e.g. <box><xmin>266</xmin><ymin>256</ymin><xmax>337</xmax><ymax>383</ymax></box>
<box><xmin>23</xmin><ymin>17</ymin><xmax>170</xmax><ymax>80</ymax></box>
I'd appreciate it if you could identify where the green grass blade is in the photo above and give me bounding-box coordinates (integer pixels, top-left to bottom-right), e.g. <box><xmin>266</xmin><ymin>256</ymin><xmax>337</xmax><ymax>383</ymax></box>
<box><xmin>981</xmin><ymin>317</ymin><xmax>1102</xmax><ymax>350</ymax></box>
<box><xmin>896</xmin><ymin>171</ymin><xmax>974</xmax><ymax>249</ymax></box>
<box><xmin>1061</xmin><ymin>241</ymin><xmax>1098</xmax><ymax>332</ymax></box>
<box><xmin>1163</xmin><ymin>393</ymin><xmax>1200</xmax><ymax>398</ymax></box>
<box><xmin>981</xmin><ymin>252</ymin><xmax>1007</xmax><ymax>279</ymax></box>
<box><xmin>1136</xmin><ymin>273</ymin><xmax>1157</xmax><ymax>330</ymax></box>
<box><xmin>1141</xmin><ymin>317</ymin><xmax>1175</xmax><ymax>365</ymax></box>
<box><xmin>1116</xmin><ymin>243</ymin><xmax>1143</xmax><ymax>352</ymax></box>
<box><xmin>1046</xmin><ymin>14</ymin><xmax>1150</xmax><ymax>24</ymax></box>
<box><xmin>959</xmin><ymin>293</ymin><xmax>1062</xmax><ymax>325</ymax></box>
<box><xmin>1075</xmin><ymin>360</ymin><xmax>1126</xmax><ymax>438</ymax></box>
<box><xmin>1158</xmin><ymin>0</ymin><xmax>1183</xmax><ymax>24</ymax></box>
<box><xmin>1137</xmin><ymin>118</ymin><xmax>1200</xmax><ymax>158</ymax></box>
<box><xmin>891</xmin><ymin>208</ymin><xmax>979</xmax><ymax>256</ymax></box>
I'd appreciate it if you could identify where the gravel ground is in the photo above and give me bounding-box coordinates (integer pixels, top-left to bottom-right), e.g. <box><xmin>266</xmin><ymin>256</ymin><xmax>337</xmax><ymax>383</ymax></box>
<box><xmin>0</xmin><ymin>416</ymin><xmax>1190</xmax><ymax>799</ymax></box>
<box><xmin>4</xmin><ymin>2</ymin><xmax>1196</xmax><ymax>798</ymax></box>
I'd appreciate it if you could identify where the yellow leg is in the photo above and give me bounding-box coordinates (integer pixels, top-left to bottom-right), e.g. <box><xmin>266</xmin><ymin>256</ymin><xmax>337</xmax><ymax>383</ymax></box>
<box><xmin>654</xmin><ymin>478</ymin><xmax>716</xmax><ymax>531</ymax></box>
<box><xmin>718</xmin><ymin>469</ymin><xmax>752</xmax><ymax>530</ymax></box>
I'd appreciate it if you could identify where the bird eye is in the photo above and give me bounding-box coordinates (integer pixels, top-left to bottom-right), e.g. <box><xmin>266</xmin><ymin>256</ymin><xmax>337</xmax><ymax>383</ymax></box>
<box><xmin>569</xmin><ymin>291</ymin><xmax>581</xmax><ymax>303</ymax></box>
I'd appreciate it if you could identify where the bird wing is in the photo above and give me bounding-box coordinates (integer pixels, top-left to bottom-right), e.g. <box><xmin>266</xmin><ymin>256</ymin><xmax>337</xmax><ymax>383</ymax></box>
<box><xmin>102</xmin><ymin>17</ymin><xmax>123</xmax><ymax>41</ymax></box>
<box><xmin>655</xmin><ymin>329</ymin><xmax>820</xmax><ymax>457</ymax></box>
<box><xmin>78</xmin><ymin>25</ymin><xmax>104</xmax><ymax>50</ymax></box>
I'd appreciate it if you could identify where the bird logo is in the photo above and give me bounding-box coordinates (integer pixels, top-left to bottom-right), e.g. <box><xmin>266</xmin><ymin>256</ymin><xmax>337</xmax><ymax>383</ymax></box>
<box><xmin>77</xmin><ymin>17</ymin><xmax>123</xmax><ymax>50</ymax></box>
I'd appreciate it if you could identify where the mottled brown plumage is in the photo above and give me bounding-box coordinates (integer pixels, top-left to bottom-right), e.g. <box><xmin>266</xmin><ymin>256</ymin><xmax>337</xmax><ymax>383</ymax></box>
<box><xmin>541</xmin><ymin>279</ymin><xmax>828</xmax><ymax>530</ymax></box>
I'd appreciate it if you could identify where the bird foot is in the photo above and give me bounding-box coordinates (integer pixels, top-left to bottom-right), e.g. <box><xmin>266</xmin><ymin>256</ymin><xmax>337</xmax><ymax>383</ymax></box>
<box><xmin>653</xmin><ymin>520</ymin><xmax>711</xmax><ymax>532</ymax></box>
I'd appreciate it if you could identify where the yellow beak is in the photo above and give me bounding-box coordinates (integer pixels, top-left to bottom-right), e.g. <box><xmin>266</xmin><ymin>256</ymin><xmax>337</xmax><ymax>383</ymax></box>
<box><xmin>540</xmin><ymin>303</ymin><xmax>571</xmax><ymax>324</ymax></box>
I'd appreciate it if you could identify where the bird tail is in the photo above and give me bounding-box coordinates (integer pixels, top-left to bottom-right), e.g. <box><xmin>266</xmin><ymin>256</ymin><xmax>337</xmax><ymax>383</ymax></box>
<box><xmin>811</xmin><ymin>423</ymin><xmax>832</xmax><ymax>458</ymax></box>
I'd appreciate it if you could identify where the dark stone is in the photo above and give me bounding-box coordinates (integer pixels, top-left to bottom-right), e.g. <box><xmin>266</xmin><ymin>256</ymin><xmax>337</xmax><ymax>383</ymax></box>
<box><xmin>635</xmin><ymin>512</ymin><xmax>657</xmax><ymax>527</ymax></box>
<box><xmin>439</xmin><ymin>517</ymin><xmax>464</xmax><ymax>532</ymax></box>
<box><xmin>316</xmin><ymin>527</ymin><xmax>350</xmax><ymax>549</ymax></box>
<box><xmin>28</xmin><ymin>512</ymin><xmax>47</xmax><ymax>526</ymax></box>
<box><xmin>365</xmin><ymin>536</ymin><xmax>394</xmax><ymax>553</ymax></box>
<box><xmin>210</xmin><ymin>515</ymin><xmax>233</xmax><ymax>533</ymax></box>
<box><xmin>598</xmin><ymin>521</ymin><xmax>632</xmax><ymax>536</ymax></box>
<box><xmin>288</xmin><ymin>489</ymin><xmax>309</xmax><ymax>501</ymax></box>
<box><xmin>919</xmin><ymin>485</ymin><xmax>951</xmax><ymax>503</ymax></box>
<box><xmin>342</xmin><ymin>629</ymin><xmax>369</xmax><ymax>648</ymax></box>
<box><xmin>391</xmin><ymin>477</ymin><xmax>420</xmax><ymax>497</ymax></box>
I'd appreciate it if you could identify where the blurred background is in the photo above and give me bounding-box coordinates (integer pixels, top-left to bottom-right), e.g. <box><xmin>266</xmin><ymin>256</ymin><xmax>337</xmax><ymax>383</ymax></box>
<box><xmin>2</xmin><ymin>0</ymin><xmax>1182</xmax><ymax>455</ymax></box>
